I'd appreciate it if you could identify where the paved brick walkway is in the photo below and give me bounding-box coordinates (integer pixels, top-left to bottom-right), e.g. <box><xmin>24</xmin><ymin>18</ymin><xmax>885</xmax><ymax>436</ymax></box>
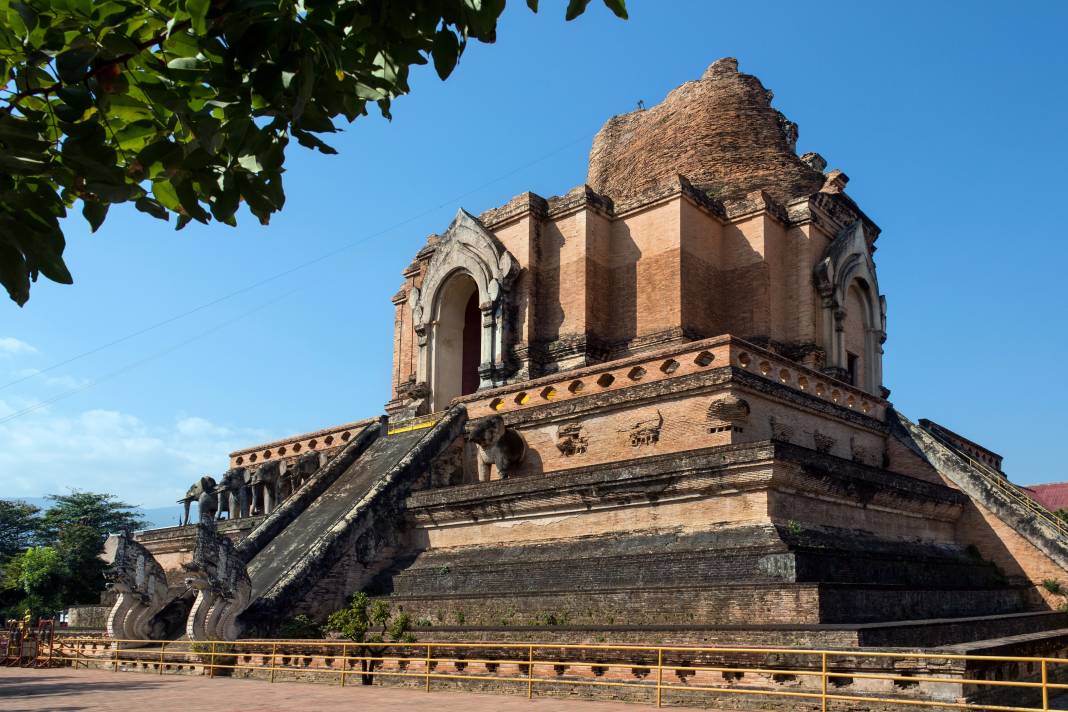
<box><xmin>0</xmin><ymin>667</ymin><xmax>643</xmax><ymax>711</ymax></box>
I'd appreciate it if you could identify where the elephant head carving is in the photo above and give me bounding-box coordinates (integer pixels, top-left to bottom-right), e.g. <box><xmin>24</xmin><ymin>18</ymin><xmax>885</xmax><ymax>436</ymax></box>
<box><xmin>179</xmin><ymin>475</ymin><xmax>218</xmax><ymax>525</ymax></box>
<box><xmin>468</xmin><ymin>415</ymin><xmax>526</xmax><ymax>481</ymax></box>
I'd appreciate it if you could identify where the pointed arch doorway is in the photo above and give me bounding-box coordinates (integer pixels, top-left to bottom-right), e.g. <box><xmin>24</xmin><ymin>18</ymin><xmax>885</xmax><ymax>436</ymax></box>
<box><xmin>430</xmin><ymin>271</ymin><xmax>482</xmax><ymax>410</ymax></box>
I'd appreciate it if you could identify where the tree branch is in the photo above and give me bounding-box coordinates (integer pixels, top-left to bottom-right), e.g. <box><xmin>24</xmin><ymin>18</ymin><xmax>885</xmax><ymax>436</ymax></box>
<box><xmin>2</xmin><ymin>20</ymin><xmax>193</xmax><ymax>113</ymax></box>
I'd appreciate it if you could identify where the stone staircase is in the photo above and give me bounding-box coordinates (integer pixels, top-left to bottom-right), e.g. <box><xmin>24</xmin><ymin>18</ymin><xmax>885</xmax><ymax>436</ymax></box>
<box><xmin>889</xmin><ymin>409</ymin><xmax>1068</xmax><ymax>574</ymax></box>
<box><xmin>235</xmin><ymin>407</ymin><xmax>467</xmax><ymax>633</ymax></box>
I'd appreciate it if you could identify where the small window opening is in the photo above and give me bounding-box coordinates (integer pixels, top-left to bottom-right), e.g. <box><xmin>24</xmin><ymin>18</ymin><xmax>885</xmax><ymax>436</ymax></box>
<box><xmin>846</xmin><ymin>352</ymin><xmax>859</xmax><ymax>387</ymax></box>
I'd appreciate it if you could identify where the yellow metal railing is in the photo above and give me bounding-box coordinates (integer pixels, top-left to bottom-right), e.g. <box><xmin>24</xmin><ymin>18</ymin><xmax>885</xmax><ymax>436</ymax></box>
<box><xmin>41</xmin><ymin>636</ymin><xmax>1068</xmax><ymax>710</ymax></box>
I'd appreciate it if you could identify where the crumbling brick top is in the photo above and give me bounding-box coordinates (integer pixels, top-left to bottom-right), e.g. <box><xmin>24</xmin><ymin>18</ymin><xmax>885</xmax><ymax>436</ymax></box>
<box><xmin>586</xmin><ymin>57</ymin><xmax>826</xmax><ymax>205</ymax></box>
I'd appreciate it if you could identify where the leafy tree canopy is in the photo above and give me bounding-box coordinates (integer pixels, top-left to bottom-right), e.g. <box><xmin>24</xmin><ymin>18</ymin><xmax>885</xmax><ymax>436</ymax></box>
<box><xmin>37</xmin><ymin>490</ymin><xmax>148</xmax><ymax>541</ymax></box>
<box><xmin>2</xmin><ymin>545</ymin><xmax>67</xmax><ymax>616</ymax></box>
<box><xmin>0</xmin><ymin>499</ymin><xmax>40</xmax><ymax>561</ymax></box>
<box><xmin>0</xmin><ymin>0</ymin><xmax>626</xmax><ymax>306</ymax></box>
<box><xmin>1</xmin><ymin>491</ymin><xmax>147</xmax><ymax>617</ymax></box>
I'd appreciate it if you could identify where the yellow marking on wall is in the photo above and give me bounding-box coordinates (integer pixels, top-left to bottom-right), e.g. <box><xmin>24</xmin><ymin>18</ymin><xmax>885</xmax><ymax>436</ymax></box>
<box><xmin>387</xmin><ymin>419</ymin><xmax>438</xmax><ymax>436</ymax></box>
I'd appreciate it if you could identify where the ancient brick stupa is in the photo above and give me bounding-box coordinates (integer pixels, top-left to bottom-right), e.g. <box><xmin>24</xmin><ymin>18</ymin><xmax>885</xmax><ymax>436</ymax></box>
<box><xmin>101</xmin><ymin>59</ymin><xmax>1068</xmax><ymax>667</ymax></box>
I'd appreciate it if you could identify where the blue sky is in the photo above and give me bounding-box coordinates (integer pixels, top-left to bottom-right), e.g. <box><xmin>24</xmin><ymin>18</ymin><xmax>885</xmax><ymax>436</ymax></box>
<box><xmin>2</xmin><ymin>1</ymin><xmax>1066</xmax><ymax>510</ymax></box>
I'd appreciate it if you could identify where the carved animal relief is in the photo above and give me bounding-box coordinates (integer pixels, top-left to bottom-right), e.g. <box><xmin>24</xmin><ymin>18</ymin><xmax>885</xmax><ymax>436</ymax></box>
<box><xmin>182</xmin><ymin>517</ymin><xmax>251</xmax><ymax>641</ymax></box>
<box><xmin>850</xmin><ymin>436</ymin><xmax>876</xmax><ymax>466</ymax></box>
<box><xmin>103</xmin><ymin>532</ymin><xmax>172</xmax><ymax>642</ymax></box>
<box><xmin>430</xmin><ymin>439</ymin><xmax>466</xmax><ymax>488</ymax></box>
<box><xmin>555</xmin><ymin>422</ymin><xmax>589</xmax><ymax>457</ymax></box>
<box><xmin>769</xmin><ymin>416</ymin><xmax>794</xmax><ymax>443</ymax></box>
<box><xmin>624</xmin><ymin>410</ymin><xmax>663</xmax><ymax>448</ymax></box>
<box><xmin>707</xmin><ymin>396</ymin><xmax>749</xmax><ymax>434</ymax></box>
<box><xmin>813</xmin><ymin>430</ymin><xmax>836</xmax><ymax>455</ymax></box>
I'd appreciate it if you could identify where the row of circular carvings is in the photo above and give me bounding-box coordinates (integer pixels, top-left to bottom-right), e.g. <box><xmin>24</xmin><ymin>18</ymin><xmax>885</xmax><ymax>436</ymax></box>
<box><xmin>486</xmin><ymin>348</ymin><xmax>875</xmax><ymax>416</ymax></box>
<box><xmin>734</xmin><ymin>351</ymin><xmax>874</xmax><ymax>414</ymax></box>
<box><xmin>233</xmin><ymin>430</ymin><xmax>353</xmax><ymax>466</ymax></box>
<box><xmin>489</xmin><ymin>351</ymin><xmax>718</xmax><ymax>411</ymax></box>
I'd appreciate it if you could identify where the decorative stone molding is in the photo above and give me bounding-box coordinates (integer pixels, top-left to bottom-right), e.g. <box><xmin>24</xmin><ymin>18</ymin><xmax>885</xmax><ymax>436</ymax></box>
<box><xmin>408</xmin><ymin>209</ymin><xmax>519</xmax><ymax>410</ymax></box>
<box><xmin>430</xmin><ymin>439</ymin><xmax>465</xmax><ymax>488</ymax></box>
<box><xmin>182</xmin><ymin>517</ymin><xmax>251</xmax><ymax>641</ymax></box>
<box><xmin>850</xmin><ymin>435</ymin><xmax>875</xmax><ymax>467</ymax></box>
<box><xmin>228</xmin><ymin>419</ymin><xmax>372</xmax><ymax>469</ymax></box>
<box><xmin>814</xmin><ymin>220</ymin><xmax>887</xmax><ymax>395</ymax></box>
<box><xmin>102</xmin><ymin>532</ymin><xmax>172</xmax><ymax>642</ymax></box>
<box><xmin>555</xmin><ymin>422</ymin><xmax>589</xmax><ymax>456</ymax></box>
<box><xmin>623</xmin><ymin>410</ymin><xmax>663</xmax><ymax>448</ymax></box>
<box><xmin>467</xmin><ymin>336</ymin><xmax>886</xmax><ymax>424</ymax></box>
<box><xmin>769</xmin><ymin>415</ymin><xmax>794</xmax><ymax>443</ymax></box>
<box><xmin>813</xmin><ymin>430</ymin><xmax>836</xmax><ymax>455</ymax></box>
<box><xmin>707</xmin><ymin>396</ymin><xmax>750</xmax><ymax>433</ymax></box>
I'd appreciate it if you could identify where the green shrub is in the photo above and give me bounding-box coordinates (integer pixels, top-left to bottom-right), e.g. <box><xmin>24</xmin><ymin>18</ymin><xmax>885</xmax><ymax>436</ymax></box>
<box><xmin>387</xmin><ymin>612</ymin><xmax>412</xmax><ymax>641</ymax></box>
<box><xmin>1042</xmin><ymin>579</ymin><xmax>1065</xmax><ymax>596</ymax></box>
<box><xmin>324</xmin><ymin>592</ymin><xmax>416</xmax><ymax>643</ymax></box>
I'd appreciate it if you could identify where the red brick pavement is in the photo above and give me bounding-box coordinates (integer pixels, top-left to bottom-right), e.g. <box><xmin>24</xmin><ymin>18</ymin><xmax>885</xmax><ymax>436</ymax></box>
<box><xmin>0</xmin><ymin>667</ymin><xmax>647</xmax><ymax>711</ymax></box>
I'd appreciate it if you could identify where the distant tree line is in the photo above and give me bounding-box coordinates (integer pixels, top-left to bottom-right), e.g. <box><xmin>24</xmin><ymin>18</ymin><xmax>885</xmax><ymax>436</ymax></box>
<box><xmin>0</xmin><ymin>492</ymin><xmax>147</xmax><ymax>621</ymax></box>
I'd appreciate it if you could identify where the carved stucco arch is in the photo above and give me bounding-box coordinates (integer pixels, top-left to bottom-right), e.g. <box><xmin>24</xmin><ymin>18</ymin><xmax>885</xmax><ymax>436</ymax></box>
<box><xmin>814</xmin><ymin>220</ymin><xmax>887</xmax><ymax>395</ymax></box>
<box><xmin>408</xmin><ymin>209</ymin><xmax>518</xmax><ymax>411</ymax></box>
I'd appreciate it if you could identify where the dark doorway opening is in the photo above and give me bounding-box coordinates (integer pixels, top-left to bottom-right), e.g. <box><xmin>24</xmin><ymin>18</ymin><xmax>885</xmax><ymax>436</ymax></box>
<box><xmin>461</xmin><ymin>292</ymin><xmax>480</xmax><ymax>396</ymax></box>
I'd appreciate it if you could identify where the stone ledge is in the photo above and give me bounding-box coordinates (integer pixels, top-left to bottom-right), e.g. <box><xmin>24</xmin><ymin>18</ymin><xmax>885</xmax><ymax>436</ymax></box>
<box><xmin>406</xmin><ymin>440</ymin><xmax>964</xmax><ymax>517</ymax></box>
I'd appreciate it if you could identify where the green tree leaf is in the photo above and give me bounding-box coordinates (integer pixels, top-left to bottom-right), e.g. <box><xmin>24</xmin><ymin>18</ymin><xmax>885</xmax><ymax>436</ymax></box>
<box><xmin>431</xmin><ymin>28</ymin><xmax>460</xmax><ymax>80</ymax></box>
<box><xmin>55</xmin><ymin>46</ymin><xmax>97</xmax><ymax>84</ymax></box>
<box><xmin>0</xmin><ymin>0</ymin><xmax>626</xmax><ymax>306</ymax></box>
<box><xmin>82</xmin><ymin>200</ymin><xmax>109</xmax><ymax>232</ymax></box>
<box><xmin>565</xmin><ymin>0</ymin><xmax>593</xmax><ymax>21</ymax></box>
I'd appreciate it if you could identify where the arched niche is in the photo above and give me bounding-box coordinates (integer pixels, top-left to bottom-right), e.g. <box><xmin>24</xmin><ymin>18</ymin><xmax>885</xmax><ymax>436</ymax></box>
<box><xmin>408</xmin><ymin>209</ymin><xmax>519</xmax><ymax>412</ymax></box>
<box><xmin>429</xmin><ymin>272</ymin><xmax>481</xmax><ymax>408</ymax></box>
<box><xmin>814</xmin><ymin>220</ymin><xmax>887</xmax><ymax>395</ymax></box>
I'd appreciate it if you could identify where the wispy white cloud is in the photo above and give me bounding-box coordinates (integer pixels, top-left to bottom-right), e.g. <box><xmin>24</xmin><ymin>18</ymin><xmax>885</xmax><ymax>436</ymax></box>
<box><xmin>12</xmin><ymin>368</ymin><xmax>90</xmax><ymax>390</ymax></box>
<box><xmin>0</xmin><ymin>403</ymin><xmax>267</xmax><ymax>509</ymax></box>
<box><xmin>0</xmin><ymin>337</ymin><xmax>37</xmax><ymax>356</ymax></box>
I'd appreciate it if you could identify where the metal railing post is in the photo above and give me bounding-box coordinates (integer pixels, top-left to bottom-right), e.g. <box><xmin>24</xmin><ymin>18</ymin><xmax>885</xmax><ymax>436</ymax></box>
<box><xmin>821</xmin><ymin>652</ymin><xmax>828</xmax><ymax>712</ymax></box>
<box><xmin>1042</xmin><ymin>659</ymin><xmax>1049</xmax><ymax>711</ymax></box>
<box><xmin>656</xmin><ymin>647</ymin><xmax>663</xmax><ymax>708</ymax></box>
<box><xmin>340</xmin><ymin>643</ymin><xmax>347</xmax><ymax>687</ymax></box>
<box><xmin>425</xmin><ymin>644</ymin><xmax>431</xmax><ymax>692</ymax></box>
<box><xmin>527</xmin><ymin>645</ymin><xmax>534</xmax><ymax>699</ymax></box>
<box><xmin>270</xmin><ymin>643</ymin><xmax>277</xmax><ymax>683</ymax></box>
<box><xmin>112</xmin><ymin>641</ymin><xmax>119</xmax><ymax>672</ymax></box>
<box><xmin>209</xmin><ymin>642</ymin><xmax>216</xmax><ymax>678</ymax></box>
<box><xmin>158</xmin><ymin>641</ymin><xmax>166</xmax><ymax>675</ymax></box>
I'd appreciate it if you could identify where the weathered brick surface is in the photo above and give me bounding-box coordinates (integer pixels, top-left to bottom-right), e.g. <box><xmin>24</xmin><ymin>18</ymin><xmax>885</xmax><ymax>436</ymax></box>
<box><xmin>586</xmin><ymin>58</ymin><xmax>824</xmax><ymax>205</ymax></box>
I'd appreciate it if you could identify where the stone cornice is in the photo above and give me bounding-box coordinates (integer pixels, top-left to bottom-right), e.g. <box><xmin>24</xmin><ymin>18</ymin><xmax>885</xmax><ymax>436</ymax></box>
<box><xmin>479</xmin><ymin>191</ymin><xmax>549</xmax><ymax>229</ymax></box>
<box><xmin>406</xmin><ymin>439</ymin><xmax>963</xmax><ymax>525</ymax></box>
<box><xmin>461</xmin><ymin>335</ymin><xmax>887</xmax><ymax>427</ymax></box>
<box><xmin>228</xmin><ymin>418</ymin><xmax>377</xmax><ymax>468</ymax></box>
<box><xmin>722</xmin><ymin>189</ymin><xmax>789</xmax><ymax>224</ymax></box>
<box><xmin>545</xmin><ymin>185</ymin><xmax>615</xmax><ymax>221</ymax></box>
<box><xmin>787</xmin><ymin>191</ymin><xmax>881</xmax><ymax>246</ymax></box>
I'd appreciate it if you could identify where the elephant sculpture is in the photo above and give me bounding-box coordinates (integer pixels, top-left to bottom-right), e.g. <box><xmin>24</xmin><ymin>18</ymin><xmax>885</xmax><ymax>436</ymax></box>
<box><xmin>281</xmin><ymin>451</ymin><xmax>324</xmax><ymax>498</ymax></box>
<box><xmin>469</xmin><ymin>415</ymin><xmax>527</xmax><ymax>481</ymax></box>
<box><xmin>216</xmin><ymin>467</ymin><xmax>249</xmax><ymax>520</ymax></box>
<box><xmin>249</xmin><ymin>460</ymin><xmax>282</xmax><ymax>516</ymax></box>
<box><xmin>178</xmin><ymin>476</ymin><xmax>218</xmax><ymax>526</ymax></box>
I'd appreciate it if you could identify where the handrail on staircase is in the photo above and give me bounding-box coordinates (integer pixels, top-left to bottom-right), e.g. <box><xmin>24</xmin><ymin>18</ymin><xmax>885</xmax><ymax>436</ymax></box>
<box><xmin>920</xmin><ymin>424</ymin><xmax>1068</xmax><ymax>538</ymax></box>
